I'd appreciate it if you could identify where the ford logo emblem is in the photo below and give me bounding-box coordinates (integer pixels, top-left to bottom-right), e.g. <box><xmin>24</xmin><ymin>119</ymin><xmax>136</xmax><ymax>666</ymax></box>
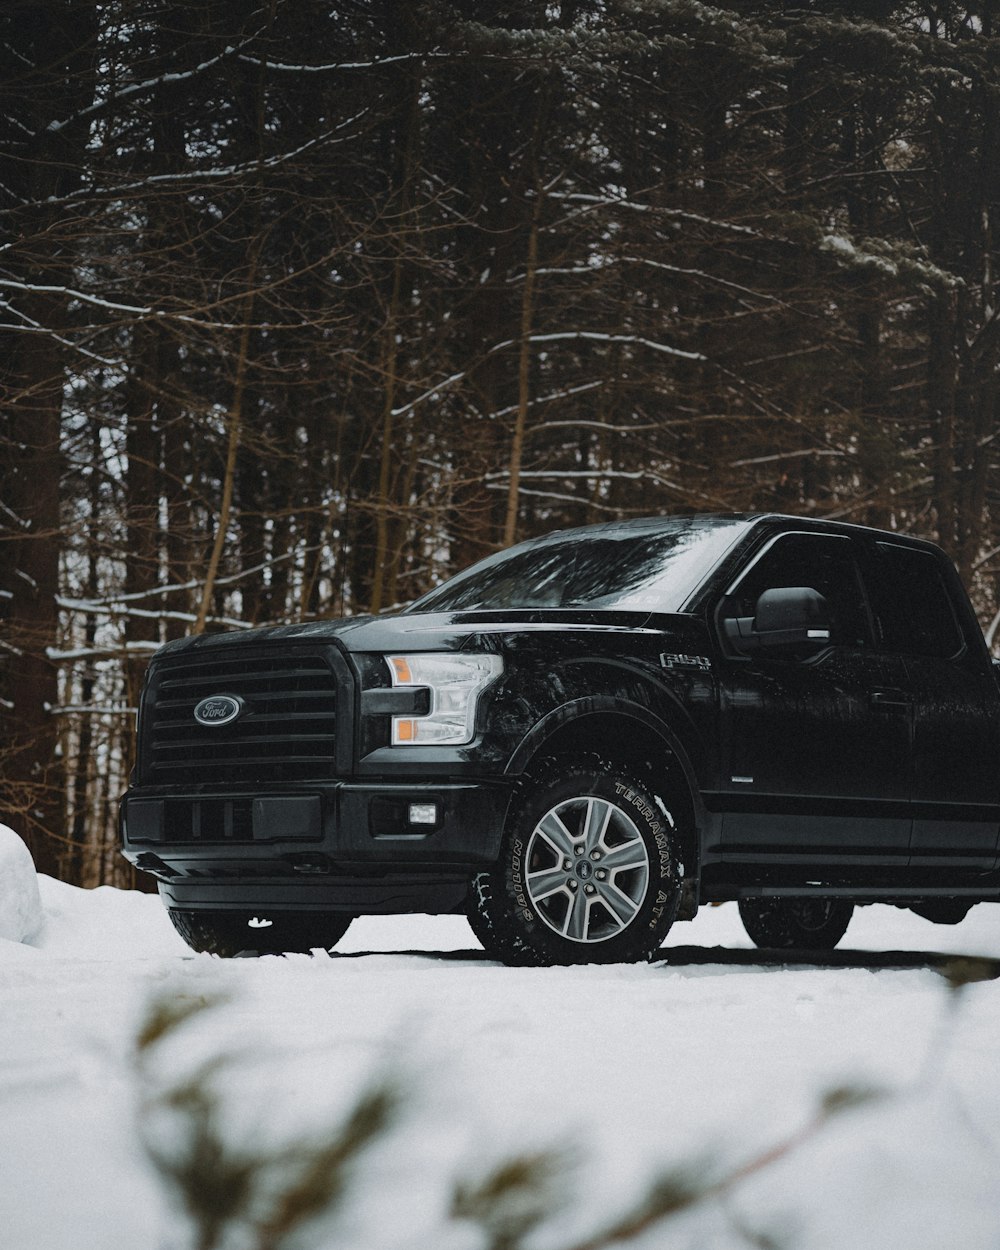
<box><xmin>193</xmin><ymin>695</ymin><xmax>243</xmax><ymax>727</ymax></box>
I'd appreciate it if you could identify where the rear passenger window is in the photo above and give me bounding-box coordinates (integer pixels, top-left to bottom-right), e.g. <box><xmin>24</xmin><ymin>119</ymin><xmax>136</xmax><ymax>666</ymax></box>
<box><xmin>873</xmin><ymin>543</ymin><xmax>963</xmax><ymax>658</ymax></box>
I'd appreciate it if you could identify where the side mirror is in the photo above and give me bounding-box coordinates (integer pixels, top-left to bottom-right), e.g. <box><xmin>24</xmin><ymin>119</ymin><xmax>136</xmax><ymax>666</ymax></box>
<box><xmin>723</xmin><ymin>586</ymin><xmax>831</xmax><ymax>653</ymax></box>
<box><xmin>755</xmin><ymin>586</ymin><xmax>831</xmax><ymax>649</ymax></box>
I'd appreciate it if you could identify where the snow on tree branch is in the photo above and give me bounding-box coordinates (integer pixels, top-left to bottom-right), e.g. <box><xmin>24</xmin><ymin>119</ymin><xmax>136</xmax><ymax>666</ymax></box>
<box><xmin>0</xmin><ymin>276</ymin><xmax>242</xmax><ymax>329</ymax></box>
<box><xmin>547</xmin><ymin>191</ymin><xmax>763</xmax><ymax>238</ymax></box>
<box><xmin>43</xmin><ymin>38</ymin><xmax>256</xmax><ymax>136</ymax></box>
<box><xmin>820</xmin><ymin>233</ymin><xmax>959</xmax><ymax>291</ymax></box>
<box><xmin>519</xmin><ymin>331</ymin><xmax>704</xmax><ymax>362</ymax></box>
<box><xmin>236</xmin><ymin>50</ymin><xmax>457</xmax><ymax>73</ymax></box>
<box><xmin>46</xmin><ymin>642</ymin><xmax>162</xmax><ymax>662</ymax></box>
<box><xmin>57</xmin><ymin>599</ymin><xmax>251</xmax><ymax>631</ymax></box>
<box><xmin>12</xmin><ymin>109</ymin><xmax>373</xmax><ymax>216</ymax></box>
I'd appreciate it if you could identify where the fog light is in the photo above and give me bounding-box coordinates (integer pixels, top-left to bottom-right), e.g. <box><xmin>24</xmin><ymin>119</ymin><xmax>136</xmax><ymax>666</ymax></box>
<box><xmin>408</xmin><ymin>802</ymin><xmax>438</xmax><ymax>826</ymax></box>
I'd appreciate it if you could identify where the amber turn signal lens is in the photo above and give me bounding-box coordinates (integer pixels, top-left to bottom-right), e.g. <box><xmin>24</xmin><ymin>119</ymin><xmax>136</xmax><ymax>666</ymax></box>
<box><xmin>390</xmin><ymin>657</ymin><xmax>412</xmax><ymax>684</ymax></box>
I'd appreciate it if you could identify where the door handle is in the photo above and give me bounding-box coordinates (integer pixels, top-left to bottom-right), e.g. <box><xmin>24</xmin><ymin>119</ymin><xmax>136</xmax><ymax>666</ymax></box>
<box><xmin>870</xmin><ymin>689</ymin><xmax>912</xmax><ymax>708</ymax></box>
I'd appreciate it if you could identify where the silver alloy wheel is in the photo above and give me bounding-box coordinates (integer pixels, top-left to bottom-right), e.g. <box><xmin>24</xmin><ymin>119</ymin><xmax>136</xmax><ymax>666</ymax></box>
<box><xmin>524</xmin><ymin>795</ymin><xmax>651</xmax><ymax>943</ymax></box>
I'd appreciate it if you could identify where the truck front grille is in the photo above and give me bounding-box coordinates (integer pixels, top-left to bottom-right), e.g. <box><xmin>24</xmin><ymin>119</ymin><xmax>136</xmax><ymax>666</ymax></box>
<box><xmin>142</xmin><ymin>646</ymin><xmax>343</xmax><ymax>785</ymax></box>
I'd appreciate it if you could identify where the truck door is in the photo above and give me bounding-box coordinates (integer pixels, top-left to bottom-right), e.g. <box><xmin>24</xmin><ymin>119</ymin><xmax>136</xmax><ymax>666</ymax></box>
<box><xmin>716</xmin><ymin>530</ymin><xmax>912</xmax><ymax>867</ymax></box>
<box><xmin>869</xmin><ymin>541</ymin><xmax>1000</xmax><ymax>872</ymax></box>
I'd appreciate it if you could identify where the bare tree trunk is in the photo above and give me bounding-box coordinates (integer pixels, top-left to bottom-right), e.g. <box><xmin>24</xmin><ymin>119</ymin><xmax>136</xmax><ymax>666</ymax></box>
<box><xmin>124</xmin><ymin>326</ymin><xmax>163</xmax><ymax>701</ymax></box>
<box><xmin>370</xmin><ymin>252</ymin><xmax>405</xmax><ymax>614</ymax></box>
<box><xmin>0</xmin><ymin>0</ymin><xmax>97</xmax><ymax>874</ymax></box>
<box><xmin>3</xmin><ymin>341</ymin><xmax>65</xmax><ymax>874</ymax></box>
<box><xmin>384</xmin><ymin>431</ymin><xmax>423</xmax><ymax>608</ymax></box>
<box><xmin>503</xmin><ymin>190</ymin><xmax>541</xmax><ymax>549</ymax></box>
<box><xmin>370</xmin><ymin>71</ymin><xmax>421</xmax><ymax>613</ymax></box>
<box><xmin>193</xmin><ymin>314</ymin><xmax>252</xmax><ymax>634</ymax></box>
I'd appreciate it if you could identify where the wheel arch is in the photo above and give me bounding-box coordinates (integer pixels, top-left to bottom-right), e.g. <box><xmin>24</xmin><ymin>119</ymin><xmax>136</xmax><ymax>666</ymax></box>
<box><xmin>504</xmin><ymin>697</ymin><xmax>703</xmax><ymax>913</ymax></box>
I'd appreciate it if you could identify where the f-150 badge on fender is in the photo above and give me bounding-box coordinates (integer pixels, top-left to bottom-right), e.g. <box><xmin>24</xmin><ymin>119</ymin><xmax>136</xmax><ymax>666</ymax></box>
<box><xmin>659</xmin><ymin>653</ymin><xmax>712</xmax><ymax>671</ymax></box>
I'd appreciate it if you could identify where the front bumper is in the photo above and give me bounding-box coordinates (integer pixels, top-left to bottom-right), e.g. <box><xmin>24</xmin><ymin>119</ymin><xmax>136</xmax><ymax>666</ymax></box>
<box><xmin>120</xmin><ymin>778</ymin><xmax>512</xmax><ymax>915</ymax></box>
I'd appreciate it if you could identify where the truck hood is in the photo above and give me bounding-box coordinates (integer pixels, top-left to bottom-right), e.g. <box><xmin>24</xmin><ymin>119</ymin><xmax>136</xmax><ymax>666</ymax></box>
<box><xmin>151</xmin><ymin>607</ymin><xmax>687</xmax><ymax>658</ymax></box>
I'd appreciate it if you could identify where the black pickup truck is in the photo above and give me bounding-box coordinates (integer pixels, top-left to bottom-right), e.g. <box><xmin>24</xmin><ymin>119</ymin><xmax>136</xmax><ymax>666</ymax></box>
<box><xmin>120</xmin><ymin>514</ymin><xmax>1000</xmax><ymax>963</ymax></box>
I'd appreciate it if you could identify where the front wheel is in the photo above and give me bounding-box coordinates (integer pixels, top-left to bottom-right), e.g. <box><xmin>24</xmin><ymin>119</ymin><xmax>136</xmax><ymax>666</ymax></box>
<box><xmin>738</xmin><ymin>898</ymin><xmax>853</xmax><ymax>950</ymax></box>
<box><xmin>469</xmin><ymin>760</ymin><xmax>683</xmax><ymax>965</ymax></box>
<box><xmin>167</xmin><ymin>909</ymin><xmax>354</xmax><ymax>957</ymax></box>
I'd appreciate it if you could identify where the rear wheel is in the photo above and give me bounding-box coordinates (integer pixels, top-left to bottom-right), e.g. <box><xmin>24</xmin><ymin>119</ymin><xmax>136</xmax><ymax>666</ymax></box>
<box><xmin>167</xmin><ymin>909</ymin><xmax>354</xmax><ymax>957</ymax></box>
<box><xmin>469</xmin><ymin>759</ymin><xmax>683</xmax><ymax>965</ymax></box>
<box><xmin>738</xmin><ymin>898</ymin><xmax>853</xmax><ymax>950</ymax></box>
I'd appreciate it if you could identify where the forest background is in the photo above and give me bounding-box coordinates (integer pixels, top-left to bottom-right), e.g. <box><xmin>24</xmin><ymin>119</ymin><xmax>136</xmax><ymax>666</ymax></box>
<box><xmin>2</xmin><ymin>0</ymin><xmax>998</xmax><ymax>887</ymax></box>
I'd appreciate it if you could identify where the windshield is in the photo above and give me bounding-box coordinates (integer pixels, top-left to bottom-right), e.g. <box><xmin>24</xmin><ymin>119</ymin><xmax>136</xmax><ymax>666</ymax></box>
<box><xmin>408</xmin><ymin>517</ymin><xmax>751</xmax><ymax>614</ymax></box>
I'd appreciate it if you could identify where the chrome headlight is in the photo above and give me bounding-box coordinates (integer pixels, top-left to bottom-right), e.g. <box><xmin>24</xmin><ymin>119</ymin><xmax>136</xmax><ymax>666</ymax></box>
<box><xmin>386</xmin><ymin>653</ymin><xmax>503</xmax><ymax>746</ymax></box>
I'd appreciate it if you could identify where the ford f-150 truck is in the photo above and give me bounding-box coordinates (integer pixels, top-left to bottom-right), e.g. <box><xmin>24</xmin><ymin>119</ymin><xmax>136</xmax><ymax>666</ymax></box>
<box><xmin>120</xmin><ymin>514</ymin><xmax>1000</xmax><ymax>963</ymax></box>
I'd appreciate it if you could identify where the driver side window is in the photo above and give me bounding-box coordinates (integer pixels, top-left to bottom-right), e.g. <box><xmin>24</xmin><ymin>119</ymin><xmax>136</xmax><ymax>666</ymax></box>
<box><xmin>727</xmin><ymin>532</ymin><xmax>874</xmax><ymax>649</ymax></box>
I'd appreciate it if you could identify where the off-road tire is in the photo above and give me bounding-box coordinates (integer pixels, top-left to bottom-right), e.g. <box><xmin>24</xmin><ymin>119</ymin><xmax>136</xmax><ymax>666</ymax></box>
<box><xmin>469</xmin><ymin>758</ymin><xmax>683</xmax><ymax>966</ymax></box>
<box><xmin>466</xmin><ymin>871</ymin><xmax>535</xmax><ymax>963</ymax></box>
<box><xmin>738</xmin><ymin>898</ymin><xmax>854</xmax><ymax>950</ymax></box>
<box><xmin>167</xmin><ymin>909</ymin><xmax>354</xmax><ymax>957</ymax></box>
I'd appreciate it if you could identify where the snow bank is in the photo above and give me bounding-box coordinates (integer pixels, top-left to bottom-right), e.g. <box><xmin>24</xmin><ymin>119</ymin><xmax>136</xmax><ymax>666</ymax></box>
<box><xmin>2</xmin><ymin>877</ymin><xmax>1000</xmax><ymax>1250</ymax></box>
<box><xmin>0</xmin><ymin>825</ymin><xmax>43</xmax><ymax>943</ymax></box>
<box><xmin>0</xmin><ymin>833</ymin><xmax>188</xmax><ymax>962</ymax></box>
<box><xmin>28</xmin><ymin>875</ymin><xmax>188</xmax><ymax>960</ymax></box>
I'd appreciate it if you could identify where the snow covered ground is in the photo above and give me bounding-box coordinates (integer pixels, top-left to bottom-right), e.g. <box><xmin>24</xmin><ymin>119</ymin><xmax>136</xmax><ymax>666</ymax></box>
<box><xmin>2</xmin><ymin>825</ymin><xmax>1000</xmax><ymax>1250</ymax></box>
